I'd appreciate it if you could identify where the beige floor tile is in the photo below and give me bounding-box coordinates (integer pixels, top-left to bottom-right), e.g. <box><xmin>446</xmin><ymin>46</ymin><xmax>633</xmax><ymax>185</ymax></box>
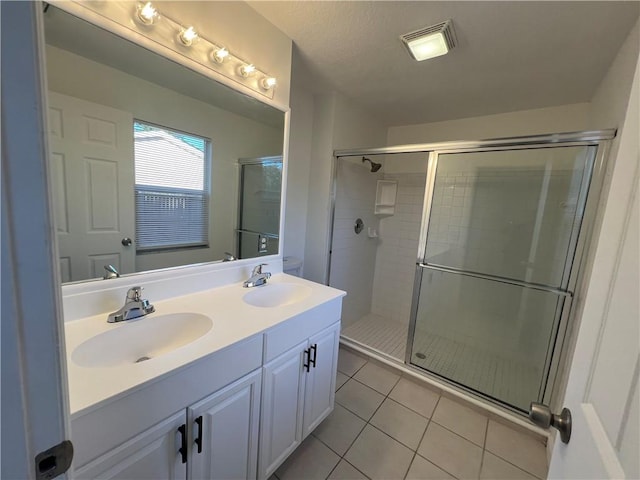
<box><xmin>406</xmin><ymin>454</ymin><xmax>455</xmax><ymax>480</ymax></box>
<box><xmin>338</xmin><ymin>349</ymin><xmax>367</xmax><ymax>376</ymax></box>
<box><xmin>480</xmin><ymin>451</ymin><xmax>537</xmax><ymax>479</ymax></box>
<box><xmin>353</xmin><ymin>362</ymin><xmax>400</xmax><ymax>395</ymax></box>
<box><xmin>389</xmin><ymin>378</ymin><xmax>440</xmax><ymax>418</ymax></box>
<box><xmin>314</xmin><ymin>404</ymin><xmax>366</xmax><ymax>455</ymax></box>
<box><xmin>485</xmin><ymin>420</ymin><xmax>548</xmax><ymax>479</ymax></box>
<box><xmin>418</xmin><ymin>422</ymin><xmax>483</xmax><ymax>480</ymax></box>
<box><xmin>335</xmin><ymin>379</ymin><xmax>385</xmax><ymax>421</ymax></box>
<box><xmin>336</xmin><ymin>371</ymin><xmax>349</xmax><ymax>391</ymax></box>
<box><xmin>328</xmin><ymin>460</ymin><xmax>369</xmax><ymax>480</ymax></box>
<box><xmin>345</xmin><ymin>425</ymin><xmax>414</xmax><ymax>480</ymax></box>
<box><xmin>369</xmin><ymin>399</ymin><xmax>429</xmax><ymax>450</ymax></box>
<box><xmin>275</xmin><ymin>435</ymin><xmax>340</xmax><ymax>480</ymax></box>
<box><xmin>432</xmin><ymin>396</ymin><xmax>488</xmax><ymax>446</ymax></box>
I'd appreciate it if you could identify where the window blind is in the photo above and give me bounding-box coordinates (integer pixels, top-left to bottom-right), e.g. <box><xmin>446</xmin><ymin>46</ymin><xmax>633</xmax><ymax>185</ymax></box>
<box><xmin>133</xmin><ymin>122</ymin><xmax>210</xmax><ymax>251</ymax></box>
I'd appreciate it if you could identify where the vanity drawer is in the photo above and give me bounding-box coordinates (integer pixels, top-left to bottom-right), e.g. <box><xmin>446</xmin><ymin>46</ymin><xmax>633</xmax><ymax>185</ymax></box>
<box><xmin>71</xmin><ymin>334</ymin><xmax>263</xmax><ymax>469</ymax></box>
<box><xmin>263</xmin><ymin>298</ymin><xmax>342</xmax><ymax>363</ymax></box>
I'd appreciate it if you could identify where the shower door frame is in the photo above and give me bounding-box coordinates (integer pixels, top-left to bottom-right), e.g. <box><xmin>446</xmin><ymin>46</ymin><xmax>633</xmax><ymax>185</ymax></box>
<box><xmin>333</xmin><ymin>129</ymin><xmax>614</xmax><ymax>414</ymax></box>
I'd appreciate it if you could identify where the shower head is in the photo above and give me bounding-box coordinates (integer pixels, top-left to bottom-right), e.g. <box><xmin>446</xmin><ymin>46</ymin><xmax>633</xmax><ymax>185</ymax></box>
<box><xmin>362</xmin><ymin>157</ymin><xmax>382</xmax><ymax>173</ymax></box>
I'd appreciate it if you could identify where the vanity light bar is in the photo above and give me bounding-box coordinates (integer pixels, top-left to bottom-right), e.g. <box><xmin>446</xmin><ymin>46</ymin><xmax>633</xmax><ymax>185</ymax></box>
<box><xmin>131</xmin><ymin>2</ymin><xmax>276</xmax><ymax>95</ymax></box>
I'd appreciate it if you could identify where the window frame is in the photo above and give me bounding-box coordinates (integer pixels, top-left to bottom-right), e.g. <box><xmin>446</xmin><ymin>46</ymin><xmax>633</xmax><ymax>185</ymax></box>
<box><xmin>133</xmin><ymin>119</ymin><xmax>212</xmax><ymax>253</ymax></box>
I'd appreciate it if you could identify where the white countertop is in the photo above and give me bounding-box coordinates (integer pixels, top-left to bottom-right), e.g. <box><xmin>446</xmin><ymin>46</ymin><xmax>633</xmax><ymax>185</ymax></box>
<box><xmin>64</xmin><ymin>274</ymin><xmax>345</xmax><ymax>417</ymax></box>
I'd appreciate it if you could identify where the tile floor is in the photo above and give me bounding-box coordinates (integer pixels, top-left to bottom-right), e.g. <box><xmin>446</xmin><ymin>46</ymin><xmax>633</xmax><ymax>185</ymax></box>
<box><xmin>343</xmin><ymin>314</ymin><xmax>539</xmax><ymax>411</ymax></box>
<box><xmin>272</xmin><ymin>347</ymin><xmax>549</xmax><ymax>480</ymax></box>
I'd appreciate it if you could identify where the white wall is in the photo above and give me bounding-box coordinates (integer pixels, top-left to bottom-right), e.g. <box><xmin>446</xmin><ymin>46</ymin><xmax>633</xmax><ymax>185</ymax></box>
<box><xmin>283</xmin><ymin>60</ymin><xmax>314</xmax><ymax>268</ymax></box>
<box><xmin>304</xmin><ymin>93</ymin><xmax>387</xmax><ymax>284</ymax></box>
<box><xmin>46</xmin><ymin>45</ymin><xmax>283</xmax><ymax>274</ymax></box>
<box><xmin>387</xmin><ymin>103</ymin><xmax>590</xmax><ymax>146</ymax></box>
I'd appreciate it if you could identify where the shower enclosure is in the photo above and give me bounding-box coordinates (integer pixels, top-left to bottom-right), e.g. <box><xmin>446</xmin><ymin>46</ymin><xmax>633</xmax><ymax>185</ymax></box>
<box><xmin>328</xmin><ymin>131</ymin><xmax>613</xmax><ymax>413</ymax></box>
<box><xmin>236</xmin><ymin>156</ymin><xmax>282</xmax><ymax>258</ymax></box>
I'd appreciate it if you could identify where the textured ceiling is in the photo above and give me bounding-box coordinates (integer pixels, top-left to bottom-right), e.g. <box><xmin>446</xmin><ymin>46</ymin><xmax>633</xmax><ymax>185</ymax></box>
<box><xmin>248</xmin><ymin>1</ymin><xmax>640</xmax><ymax>126</ymax></box>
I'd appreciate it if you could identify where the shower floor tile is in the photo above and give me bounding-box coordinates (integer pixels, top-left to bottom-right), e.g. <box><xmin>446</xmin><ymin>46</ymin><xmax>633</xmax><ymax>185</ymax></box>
<box><xmin>342</xmin><ymin>313</ymin><xmax>408</xmax><ymax>360</ymax></box>
<box><xmin>411</xmin><ymin>330</ymin><xmax>541</xmax><ymax>412</ymax></box>
<box><xmin>342</xmin><ymin>313</ymin><xmax>541</xmax><ymax>411</ymax></box>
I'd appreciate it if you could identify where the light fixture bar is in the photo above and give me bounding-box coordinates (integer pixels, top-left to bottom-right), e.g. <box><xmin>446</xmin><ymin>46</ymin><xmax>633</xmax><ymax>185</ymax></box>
<box><xmin>129</xmin><ymin>1</ymin><xmax>276</xmax><ymax>97</ymax></box>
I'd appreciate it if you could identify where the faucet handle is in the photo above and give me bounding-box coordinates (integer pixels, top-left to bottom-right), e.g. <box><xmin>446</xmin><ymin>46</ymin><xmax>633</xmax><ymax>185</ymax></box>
<box><xmin>126</xmin><ymin>286</ymin><xmax>142</xmax><ymax>301</ymax></box>
<box><xmin>252</xmin><ymin>263</ymin><xmax>268</xmax><ymax>275</ymax></box>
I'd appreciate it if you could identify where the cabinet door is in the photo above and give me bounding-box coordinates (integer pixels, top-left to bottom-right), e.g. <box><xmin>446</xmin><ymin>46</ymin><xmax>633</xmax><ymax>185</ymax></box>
<box><xmin>258</xmin><ymin>341</ymin><xmax>307</xmax><ymax>480</ymax></box>
<box><xmin>302</xmin><ymin>322</ymin><xmax>340</xmax><ymax>438</ymax></box>
<box><xmin>74</xmin><ymin>411</ymin><xmax>186</xmax><ymax>480</ymax></box>
<box><xmin>188</xmin><ymin>369</ymin><xmax>262</xmax><ymax>480</ymax></box>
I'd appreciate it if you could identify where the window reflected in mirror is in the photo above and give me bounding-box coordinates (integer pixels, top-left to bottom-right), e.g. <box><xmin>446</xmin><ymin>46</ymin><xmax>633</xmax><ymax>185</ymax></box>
<box><xmin>43</xmin><ymin>6</ymin><xmax>285</xmax><ymax>283</ymax></box>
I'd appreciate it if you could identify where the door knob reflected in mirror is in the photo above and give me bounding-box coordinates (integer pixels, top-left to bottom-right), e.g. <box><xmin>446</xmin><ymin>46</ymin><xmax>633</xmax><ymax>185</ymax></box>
<box><xmin>121</xmin><ymin>237</ymin><xmax>133</xmax><ymax>246</ymax></box>
<box><xmin>529</xmin><ymin>402</ymin><xmax>572</xmax><ymax>444</ymax></box>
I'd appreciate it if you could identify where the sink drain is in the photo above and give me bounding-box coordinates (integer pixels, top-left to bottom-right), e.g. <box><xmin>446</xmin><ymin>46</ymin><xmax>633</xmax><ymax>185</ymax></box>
<box><xmin>414</xmin><ymin>352</ymin><xmax>426</xmax><ymax>360</ymax></box>
<box><xmin>135</xmin><ymin>356</ymin><xmax>151</xmax><ymax>363</ymax></box>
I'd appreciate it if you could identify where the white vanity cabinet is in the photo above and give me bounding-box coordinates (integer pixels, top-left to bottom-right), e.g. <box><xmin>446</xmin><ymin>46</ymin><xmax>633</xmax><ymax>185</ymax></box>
<box><xmin>188</xmin><ymin>369</ymin><xmax>262</xmax><ymax>480</ymax></box>
<box><xmin>67</xmin><ymin>285</ymin><xmax>344</xmax><ymax>480</ymax></box>
<box><xmin>258</xmin><ymin>321</ymin><xmax>340</xmax><ymax>479</ymax></box>
<box><xmin>74</xmin><ymin>410</ymin><xmax>187</xmax><ymax>480</ymax></box>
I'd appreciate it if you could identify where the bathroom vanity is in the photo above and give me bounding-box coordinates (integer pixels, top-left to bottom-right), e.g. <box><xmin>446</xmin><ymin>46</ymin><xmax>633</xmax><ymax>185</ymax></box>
<box><xmin>63</xmin><ymin>272</ymin><xmax>344</xmax><ymax>480</ymax></box>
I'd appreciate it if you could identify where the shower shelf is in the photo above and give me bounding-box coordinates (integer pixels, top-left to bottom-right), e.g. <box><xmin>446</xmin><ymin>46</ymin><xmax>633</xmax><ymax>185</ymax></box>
<box><xmin>374</xmin><ymin>180</ymin><xmax>398</xmax><ymax>215</ymax></box>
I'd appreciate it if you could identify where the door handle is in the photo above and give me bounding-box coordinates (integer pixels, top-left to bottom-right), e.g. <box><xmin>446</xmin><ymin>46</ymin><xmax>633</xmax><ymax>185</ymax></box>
<box><xmin>121</xmin><ymin>237</ymin><xmax>133</xmax><ymax>246</ymax></box>
<box><xmin>529</xmin><ymin>402</ymin><xmax>572</xmax><ymax>443</ymax></box>
<box><xmin>194</xmin><ymin>416</ymin><xmax>203</xmax><ymax>454</ymax></box>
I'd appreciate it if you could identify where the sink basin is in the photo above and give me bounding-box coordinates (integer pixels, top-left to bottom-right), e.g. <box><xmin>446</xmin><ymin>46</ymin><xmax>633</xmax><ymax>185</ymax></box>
<box><xmin>243</xmin><ymin>283</ymin><xmax>312</xmax><ymax>308</ymax></box>
<box><xmin>72</xmin><ymin>313</ymin><xmax>213</xmax><ymax>368</ymax></box>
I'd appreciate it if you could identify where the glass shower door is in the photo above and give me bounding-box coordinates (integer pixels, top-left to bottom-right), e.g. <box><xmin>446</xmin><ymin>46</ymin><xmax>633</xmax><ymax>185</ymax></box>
<box><xmin>408</xmin><ymin>145</ymin><xmax>596</xmax><ymax>412</ymax></box>
<box><xmin>237</xmin><ymin>157</ymin><xmax>282</xmax><ymax>259</ymax></box>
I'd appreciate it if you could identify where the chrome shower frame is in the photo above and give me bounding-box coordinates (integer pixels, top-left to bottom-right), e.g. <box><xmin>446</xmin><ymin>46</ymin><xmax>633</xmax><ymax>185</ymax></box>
<box><xmin>331</xmin><ymin>129</ymin><xmax>615</xmax><ymax>415</ymax></box>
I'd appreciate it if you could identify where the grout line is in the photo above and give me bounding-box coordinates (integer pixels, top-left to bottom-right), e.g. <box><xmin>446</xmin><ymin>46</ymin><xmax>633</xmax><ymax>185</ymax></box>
<box><xmin>403</xmin><ymin>395</ymin><xmax>441</xmax><ymax>480</ymax></box>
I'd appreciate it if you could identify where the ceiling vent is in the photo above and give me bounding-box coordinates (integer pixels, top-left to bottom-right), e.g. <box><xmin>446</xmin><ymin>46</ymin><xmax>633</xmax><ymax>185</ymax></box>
<box><xmin>400</xmin><ymin>20</ymin><xmax>456</xmax><ymax>61</ymax></box>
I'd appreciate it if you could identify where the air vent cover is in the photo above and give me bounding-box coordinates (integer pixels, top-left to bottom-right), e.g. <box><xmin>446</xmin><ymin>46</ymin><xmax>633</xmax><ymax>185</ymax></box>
<box><xmin>400</xmin><ymin>20</ymin><xmax>456</xmax><ymax>61</ymax></box>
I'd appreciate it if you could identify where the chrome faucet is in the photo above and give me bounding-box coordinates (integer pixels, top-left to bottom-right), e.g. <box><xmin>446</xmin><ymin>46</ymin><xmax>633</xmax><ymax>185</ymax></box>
<box><xmin>243</xmin><ymin>263</ymin><xmax>271</xmax><ymax>288</ymax></box>
<box><xmin>107</xmin><ymin>286</ymin><xmax>155</xmax><ymax>323</ymax></box>
<box><xmin>103</xmin><ymin>264</ymin><xmax>120</xmax><ymax>279</ymax></box>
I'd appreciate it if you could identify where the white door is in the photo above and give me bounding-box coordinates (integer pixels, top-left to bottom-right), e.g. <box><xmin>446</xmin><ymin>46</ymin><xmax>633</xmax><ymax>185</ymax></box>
<box><xmin>73</xmin><ymin>411</ymin><xmax>187</xmax><ymax>480</ymax></box>
<box><xmin>258</xmin><ymin>341</ymin><xmax>307</xmax><ymax>480</ymax></box>
<box><xmin>302</xmin><ymin>322</ymin><xmax>340</xmax><ymax>438</ymax></box>
<box><xmin>189</xmin><ymin>370</ymin><xmax>261</xmax><ymax>480</ymax></box>
<box><xmin>548</xmin><ymin>61</ymin><xmax>639</xmax><ymax>479</ymax></box>
<box><xmin>47</xmin><ymin>91</ymin><xmax>135</xmax><ymax>282</ymax></box>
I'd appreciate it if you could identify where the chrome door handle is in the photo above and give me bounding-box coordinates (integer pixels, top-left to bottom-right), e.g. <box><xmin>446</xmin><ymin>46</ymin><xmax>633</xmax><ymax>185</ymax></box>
<box><xmin>529</xmin><ymin>402</ymin><xmax>572</xmax><ymax>444</ymax></box>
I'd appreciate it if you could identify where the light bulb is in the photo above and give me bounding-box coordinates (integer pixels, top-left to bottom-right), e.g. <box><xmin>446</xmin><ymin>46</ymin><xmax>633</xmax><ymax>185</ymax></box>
<box><xmin>260</xmin><ymin>77</ymin><xmax>277</xmax><ymax>90</ymax></box>
<box><xmin>211</xmin><ymin>47</ymin><xmax>229</xmax><ymax>63</ymax></box>
<box><xmin>178</xmin><ymin>26</ymin><xmax>198</xmax><ymax>46</ymax></box>
<box><xmin>136</xmin><ymin>2</ymin><xmax>158</xmax><ymax>25</ymax></box>
<box><xmin>239</xmin><ymin>64</ymin><xmax>256</xmax><ymax>78</ymax></box>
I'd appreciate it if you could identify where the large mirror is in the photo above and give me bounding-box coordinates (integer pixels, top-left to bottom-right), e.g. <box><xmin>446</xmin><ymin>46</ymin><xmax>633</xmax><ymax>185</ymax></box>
<box><xmin>43</xmin><ymin>6</ymin><xmax>285</xmax><ymax>283</ymax></box>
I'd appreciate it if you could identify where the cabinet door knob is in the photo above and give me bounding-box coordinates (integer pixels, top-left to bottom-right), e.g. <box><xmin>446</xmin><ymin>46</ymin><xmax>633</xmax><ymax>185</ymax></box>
<box><xmin>195</xmin><ymin>416</ymin><xmax>203</xmax><ymax>454</ymax></box>
<box><xmin>178</xmin><ymin>424</ymin><xmax>187</xmax><ymax>464</ymax></box>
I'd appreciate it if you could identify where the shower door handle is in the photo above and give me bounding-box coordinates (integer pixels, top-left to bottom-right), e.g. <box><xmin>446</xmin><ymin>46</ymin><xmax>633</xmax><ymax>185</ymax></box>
<box><xmin>529</xmin><ymin>402</ymin><xmax>572</xmax><ymax>444</ymax></box>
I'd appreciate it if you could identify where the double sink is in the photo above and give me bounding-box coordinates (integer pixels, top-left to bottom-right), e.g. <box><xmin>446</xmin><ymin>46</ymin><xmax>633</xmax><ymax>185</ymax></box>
<box><xmin>70</xmin><ymin>282</ymin><xmax>313</xmax><ymax>370</ymax></box>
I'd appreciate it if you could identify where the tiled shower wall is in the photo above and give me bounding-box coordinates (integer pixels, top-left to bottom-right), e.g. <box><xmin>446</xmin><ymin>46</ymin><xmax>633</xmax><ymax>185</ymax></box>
<box><xmin>421</xmin><ymin>165</ymin><xmax>581</xmax><ymax>364</ymax></box>
<box><xmin>370</xmin><ymin>172</ymin><xmax>426</xmax><ymax>325</ymax></box>
<box><xmin>330</xmin><ymin>159</ymin><xmax>382</xmax><ymax>327</ymax></box>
